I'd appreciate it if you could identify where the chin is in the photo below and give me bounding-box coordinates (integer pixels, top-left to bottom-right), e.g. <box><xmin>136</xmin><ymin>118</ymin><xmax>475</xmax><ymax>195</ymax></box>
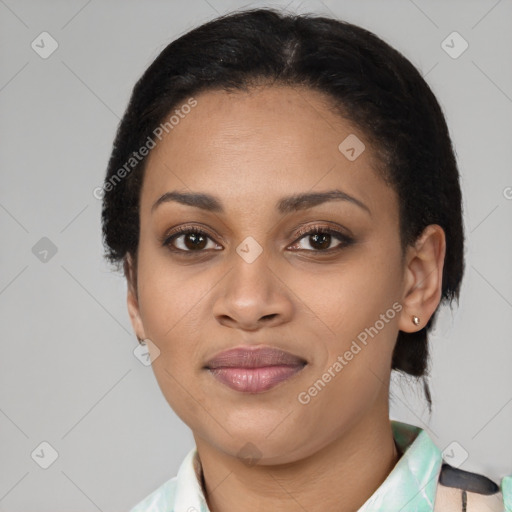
<box><xmin>206</xmin><ymin>428</ymin><xmax>308</xmax><ymax>466</ymax></box>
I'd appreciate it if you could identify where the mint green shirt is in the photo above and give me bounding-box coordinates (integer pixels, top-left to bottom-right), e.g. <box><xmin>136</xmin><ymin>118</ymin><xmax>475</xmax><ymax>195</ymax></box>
<box><xmin>130</xmin><ymin>420</ymin><xmax>512</xmax><ymax>512</ymax></box>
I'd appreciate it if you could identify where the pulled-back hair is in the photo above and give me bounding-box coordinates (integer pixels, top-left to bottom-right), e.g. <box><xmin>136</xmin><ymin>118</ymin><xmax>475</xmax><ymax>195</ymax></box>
<box><xmin>101</xmin><ymin>7</ymin><xmax>465</xmax><ymax>411</ymax></box>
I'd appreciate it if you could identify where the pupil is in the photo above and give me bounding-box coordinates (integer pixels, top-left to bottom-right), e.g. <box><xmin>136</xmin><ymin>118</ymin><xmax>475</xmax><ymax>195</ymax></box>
<box><xmin>185</xmin><ymin>233</ymin><xmax>207</xmax><ymax>250</ymax></box>
<box><xmin>311</xmin><ymin>233</ymin><xmax>330</xmax><ymax>250</ymax></box>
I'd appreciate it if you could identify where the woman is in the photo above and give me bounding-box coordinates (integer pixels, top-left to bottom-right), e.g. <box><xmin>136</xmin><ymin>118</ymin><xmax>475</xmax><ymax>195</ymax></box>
<box><xmin>100</xmin><ymin>8</ymin><xmax>512</xmax><ymax>512</ymax></box>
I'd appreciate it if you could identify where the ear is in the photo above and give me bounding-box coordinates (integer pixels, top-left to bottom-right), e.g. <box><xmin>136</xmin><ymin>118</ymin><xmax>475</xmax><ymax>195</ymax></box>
<box><xmin>398</xmin><ymin>224</ymin><xmax>446</xmax><ymax>333</ymax></box>
<box><xmin>124</xmin><ymin>253</ymin><xmax>147</xmax><ymax>342</ymax></box>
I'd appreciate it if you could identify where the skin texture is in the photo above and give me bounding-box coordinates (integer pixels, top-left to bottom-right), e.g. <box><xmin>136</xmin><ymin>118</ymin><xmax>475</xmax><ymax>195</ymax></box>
<box><xmin>125</xmin><ymin>84</ymin><xmax>446</xmax><ymax>512</ymax></box>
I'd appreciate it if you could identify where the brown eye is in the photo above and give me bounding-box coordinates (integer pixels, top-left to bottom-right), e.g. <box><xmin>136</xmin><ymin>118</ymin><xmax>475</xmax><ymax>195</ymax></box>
<box><xmin>178</xmin><ymin>231</ymin><xmax>208</xmax><ymax>250</ymax></box>
<box><xmin>290</xmin><ymin>226</ymin><xmax>354</xmax><ymax>252</ymax></box>
<box><xmin>162</xmin><ymin>227</ymin><xmax>221</xmax><ymax>253</ymax></box>
<box><xmin>306</xmin><ymin>232</ymin><xmax>332</xmax><ymax>250</ymax></box>
<box><xmin>161</xmin><ymin>224</ymin><xmax>353</xmax><ymax>255</ymax></box>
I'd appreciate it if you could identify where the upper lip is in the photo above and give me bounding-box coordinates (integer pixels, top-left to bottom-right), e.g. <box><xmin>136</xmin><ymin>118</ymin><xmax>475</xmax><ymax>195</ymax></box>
<box><xmin>205</xmin><ymin>346</ymin><xmax>307</xmax><ymax>369</ymax></box>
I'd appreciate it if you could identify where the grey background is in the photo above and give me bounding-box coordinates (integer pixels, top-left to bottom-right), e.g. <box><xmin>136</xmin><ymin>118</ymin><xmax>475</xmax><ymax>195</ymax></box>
<box><xmin>1</xmin><ymin>0</ymin><xmax>511</xmax><ymax>510</ymax></box>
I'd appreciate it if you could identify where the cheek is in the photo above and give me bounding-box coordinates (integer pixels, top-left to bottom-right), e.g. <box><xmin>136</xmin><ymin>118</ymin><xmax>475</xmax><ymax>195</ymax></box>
<box><xmin>136</xmin><ymin>262</ymin><xmax>209</xmax><ymax>422</ymax></box>
<box><xmin>291</xmin><ymin>252</ymin><xmax>402</xmax><ymax>339</ymax></box>
<box><xmin>136</xmin><ymin>246</ymin><xmax>205</xmax><ymax>340</ymax></box>
<box><xmin>294</xmin><ymin>250</ymin><xmax>403</xmax><ymax>384</ymax></box>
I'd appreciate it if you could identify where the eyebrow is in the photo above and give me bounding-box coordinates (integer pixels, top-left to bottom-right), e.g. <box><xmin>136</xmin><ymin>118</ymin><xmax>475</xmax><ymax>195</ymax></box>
<box><xmin>151</xmin><ymin>189</ymin><xmax>371</xmax><ymax>216</ymax></box>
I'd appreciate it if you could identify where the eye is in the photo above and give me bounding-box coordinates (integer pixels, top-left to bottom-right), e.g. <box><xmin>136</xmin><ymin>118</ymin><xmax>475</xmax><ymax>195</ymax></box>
<box><xmin>289</xmin><ymin>225</ymin><xmax>354</xmax><ymax>252</ymax></box>
<box><xmin>161</xmin><ymin>224</ymin><xmax>354</xmax><ymax>255</ymax></box>
<box><xmin>161</xmin><ymin>225</ymin><xmax>222</xmax><ymax>253</ymax></box>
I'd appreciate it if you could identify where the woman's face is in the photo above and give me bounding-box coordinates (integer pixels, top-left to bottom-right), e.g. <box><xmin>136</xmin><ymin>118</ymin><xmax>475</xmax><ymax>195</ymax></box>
<box><xmin>128</xmin><ymin>85</ymin><xmax>416</xmax><ymax>464</ymax></box>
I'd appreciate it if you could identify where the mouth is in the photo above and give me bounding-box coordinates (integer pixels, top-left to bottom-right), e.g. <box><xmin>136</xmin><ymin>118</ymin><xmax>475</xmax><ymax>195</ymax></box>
<box><xmin>204</xmin><ymin>346</ymin><xmax>307</xmax><ymax>393</ymax></box>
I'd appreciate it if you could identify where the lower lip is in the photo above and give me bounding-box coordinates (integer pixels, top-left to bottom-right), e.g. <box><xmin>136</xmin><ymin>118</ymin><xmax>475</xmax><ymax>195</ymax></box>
<box><xmin>207</xmin><ymin>365</ymin><xmax>305</xmax><ymax>393</ymax></box>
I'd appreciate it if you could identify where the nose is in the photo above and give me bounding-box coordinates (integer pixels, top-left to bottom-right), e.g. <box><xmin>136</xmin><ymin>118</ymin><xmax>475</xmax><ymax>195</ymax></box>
<box><xmin>212</xmin><ymin>253</ymin><xmax>294</xmax><ymax>331</ymax></box>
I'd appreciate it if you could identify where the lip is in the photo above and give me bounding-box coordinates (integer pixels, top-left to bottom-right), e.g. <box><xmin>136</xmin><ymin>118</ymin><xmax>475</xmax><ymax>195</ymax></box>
<box><xmin>205</xmin><ymin>346</ymin><xmax>307</xmax><ymax>369</ymax></box>
<box><xmin>204</xmin><ymin>346</ymin><xmax>307</xmax><ymax>393</ymax></box>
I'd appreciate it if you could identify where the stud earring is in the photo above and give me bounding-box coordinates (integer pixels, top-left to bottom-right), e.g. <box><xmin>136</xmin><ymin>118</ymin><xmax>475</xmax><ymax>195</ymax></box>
<box><xmin>412</xmin><ymin>315</ymin><xmax>420</xmax><ymax>326</ymax></box>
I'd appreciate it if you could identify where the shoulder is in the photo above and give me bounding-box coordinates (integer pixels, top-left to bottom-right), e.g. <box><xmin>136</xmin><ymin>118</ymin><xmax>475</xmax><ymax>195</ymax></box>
<box><xmin>129</xmin><ymin>476</ymin><xmax>178</xmax><ymax>512</ymax></box>
<box><xmin>434</xmin><ymin>463</ymin><xmax>505</xmax><ymax>512</ymax></box>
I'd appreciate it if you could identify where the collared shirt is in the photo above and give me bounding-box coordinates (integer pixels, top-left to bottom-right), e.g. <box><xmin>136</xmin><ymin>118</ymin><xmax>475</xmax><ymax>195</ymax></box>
<box><xmin>130</xmin><ymin>420</ymin><xmax>512</xmax><ymax>512</ymax></box>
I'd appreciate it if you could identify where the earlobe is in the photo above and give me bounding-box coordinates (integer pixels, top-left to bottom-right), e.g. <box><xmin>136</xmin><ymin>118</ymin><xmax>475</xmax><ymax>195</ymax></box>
<box><xmin>124</xmin><ymin>254</ymin><xmax>146</xmax><ymax>343</ymax></box>
<box><xmin>398</xmin><ymin>224</ymin><xmax>446</xmax><ymax>333</ymax></box>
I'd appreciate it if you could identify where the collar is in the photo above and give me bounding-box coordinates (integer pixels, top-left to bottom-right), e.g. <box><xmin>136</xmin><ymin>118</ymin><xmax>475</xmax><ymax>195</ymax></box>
<box><xmin>358</xmin><ymin>420</ymin><xmax>442</xmax><ymax>511</ymax></box>
<box><xmin>172</xmin><ymin>420</ymin><xmax>442</xmax><ymax>512</ymax></box>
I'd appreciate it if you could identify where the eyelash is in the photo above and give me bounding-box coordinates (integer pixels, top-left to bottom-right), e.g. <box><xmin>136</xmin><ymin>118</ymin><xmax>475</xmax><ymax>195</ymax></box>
<box><xmin>161</xmin><ymin>224</ymin><xmax>354</xmax><ymax>255</ymax></box>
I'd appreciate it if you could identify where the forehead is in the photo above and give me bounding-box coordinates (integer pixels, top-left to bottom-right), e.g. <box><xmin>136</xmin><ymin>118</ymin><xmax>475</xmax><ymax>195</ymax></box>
<box><xmin>141</xmin><ymin>85</ymin><xmax>392</xmax><ymax>217</ymax></box>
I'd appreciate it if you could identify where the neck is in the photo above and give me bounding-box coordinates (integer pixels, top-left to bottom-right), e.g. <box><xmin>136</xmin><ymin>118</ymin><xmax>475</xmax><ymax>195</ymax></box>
<box><xmin>194</xmin><ymin>400</ymin><xmax>400</xmax><ymax>512</ymax></box>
